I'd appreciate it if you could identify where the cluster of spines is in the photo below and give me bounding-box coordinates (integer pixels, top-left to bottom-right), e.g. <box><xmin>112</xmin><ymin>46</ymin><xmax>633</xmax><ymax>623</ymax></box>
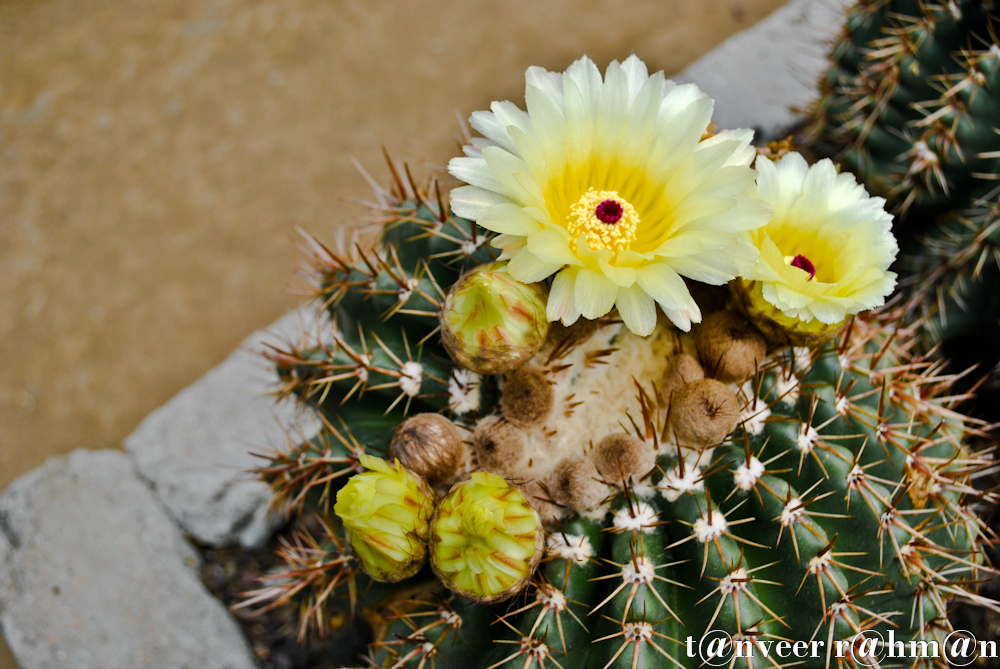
<box><xmin>251</xmin><ymin>413</ymin><xmax>367</xmax><ymax>515</ymax></box>
<box><xmin>896</xmin><ymin>188</ymin><xmax>1000</xmax><ymax>358</ymax></box>
<box><xmin>242</xmin><ymin>157</ymin><xmax>497</xmax><ymax>638</ymax></box>
<box><xmin>256</xmin><ymin>156</ymin><xmax>497</xmax><ymax>497</ymax></box>
<box><xmin>805</xmin><ymin>0</ymin><xmax>1000</xmax><ymax>218</ymax></box>
<box><xmin>233</xmin><ymin>516</ymin><xmax>360</xmax><ymax>641</ymax></box>
<box><xmin>366</xmin><ymin>312</ymin><xmax>997</xmax><ymax>669</ymax></box>
<box><xmin>261</xmin><ymin>154</ymin><xmax>496</xmax><ymax>430</ymax></box>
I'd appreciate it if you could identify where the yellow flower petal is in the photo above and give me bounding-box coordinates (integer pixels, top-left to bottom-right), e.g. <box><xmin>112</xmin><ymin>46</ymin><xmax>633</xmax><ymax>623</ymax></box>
<box><xmin>615</xmin><ymin>284</ymin><xmax>657</xmax><ymax>336</ymax></box>
<box><xmin>574</xmin><ymin>268</ymin><xmax>618</xmax><ymax>319</ymax></box>
<box><xmin>598</xmin><ymin>257</ymin><xmax>638</xmax><ymax>287</ymax></box>
<box><xmin>546</xmin><ymin>267</ymin><xmax>582</xmax><ymax>325</ymax></box>
<box><xmin>508</xmin><ymin>247</ymin><xmax>564</xmax><ymax>283</ymax></box>
<box><xmin>450</xmin><ymin>185</ymin><xmax>512</xmax><ymax>220</ymax></box>
<box><xmin>771</xmin><ymin>282</ymin><xmax>813</xmax><ymax>309</ymax></box>
<box><xmin>491</xmin><ymin>233</ymin><xmax>527</xmax><ymax>261</ymax></box>
<box><xmin>636</xmin><ymin>263</ymin><xmax>693</xmax><ymax>313</ymax></box>
<box><xmin>526</xmin><ymin>228</ymin><xmax>583</xmax><ymax>267</ymax></box>
<box><xmin>480</xmin><ymin>204</ymin><xmax>543</xmax><ymax>236</ymax></box>
<box><xmin>482</xmin><ymin>146</ymin><xmax>545</xmax><ymax>209</ymax></box>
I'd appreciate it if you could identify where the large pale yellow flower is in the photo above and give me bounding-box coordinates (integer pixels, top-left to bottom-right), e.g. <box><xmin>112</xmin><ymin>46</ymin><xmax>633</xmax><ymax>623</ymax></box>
<box><xmin>737</xmin><ymin>152</ymin><xmax>897</xmax><ymax>339</ymax></box>
<box><xmin>448</xmin><ymin>55</ymin><xmax>770</xmax><ymax>335</ymax></box>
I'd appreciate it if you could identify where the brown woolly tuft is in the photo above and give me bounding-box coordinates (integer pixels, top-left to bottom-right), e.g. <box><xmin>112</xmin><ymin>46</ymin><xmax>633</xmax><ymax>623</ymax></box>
<box><xmin>548</xmin><ymin>458</ymin><xmax>610</xmax><ymax>511</ymax></box>
<box><xmin>668</xmin><ymin>379</ymin><xmax>739</xmax><ymax>449</ymax></box>
<box><xmin>695</xmin><ymin>310</ymin><xmax>767</xmax><ymax>383</ymax></box>
<box><xmin>658</xmin><ymin>353</ymin><xmax>704</xmax><ymax>410</ymax></box>
<box><xmin>472</xmin><ymin>416</ymin><xmax>525</xmax><ymax>475</ymax></box>
<box><xmin>593</xmin><ymin>433</ymin><xmax>655</xmax><ymax>484</ymax></box>
<box><xmin>501</xmin><ymin>368</ymin><xmax>554</xmax><ymax>429</ymax></box>
<box><xmin>390</xmin><ymin>413</ymin><xmax>467</xmax><ymax>488</ymax></box>
<box><xmin>755</xmin><ymin>135</ymin><xmax>796</xmax><ymax>162</ymax></box>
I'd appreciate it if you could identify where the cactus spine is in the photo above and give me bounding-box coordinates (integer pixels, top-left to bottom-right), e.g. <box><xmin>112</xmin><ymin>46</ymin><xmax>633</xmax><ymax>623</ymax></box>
<box><xmin>364</xmin><ymin>312</ymin><xmax>994</xmax><ymax>669</ymax></box>
<box><xmin>806</xmin><ymin>0</ymin><xmax>999</xmax><ymax>219</ymax></box>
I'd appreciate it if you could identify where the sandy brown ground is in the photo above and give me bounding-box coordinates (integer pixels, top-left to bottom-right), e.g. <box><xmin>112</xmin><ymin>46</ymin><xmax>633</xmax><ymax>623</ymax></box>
<box><xmin>0</xmin><ymin>0</ymin><xmax>793</xmax><ymax>665</ymax></box>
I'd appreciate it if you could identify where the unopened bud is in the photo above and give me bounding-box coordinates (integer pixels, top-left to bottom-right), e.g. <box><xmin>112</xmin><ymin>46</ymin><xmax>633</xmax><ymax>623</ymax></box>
<box><xmin>390</xmin><ymin>413</ymin><xmax>467</xmax><ymax>488</ymax></box>
<box><xmin>430</xmin><ymin>472</ymin><xmax>543</xmax><ymax>603</ymax></box>
<box><xmin>440</xmin><ymin>262</ymin><xmax>549</xmax><ymax>374</ymax></box>
<box><xmin>334</xmin><ymin>454</ymin><xmax>434</xmax><ymax>582</ymax></box>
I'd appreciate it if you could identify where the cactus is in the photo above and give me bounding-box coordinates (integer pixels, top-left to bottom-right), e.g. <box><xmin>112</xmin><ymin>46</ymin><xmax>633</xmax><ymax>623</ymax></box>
<box><xmin>362</xmin><ymin>311</ymin><xmax>996</xmax><ymax>669</ymax></box>
<box><xmin>805</xmin><ymin>0</ymin><xmax>999</xmax><ymax>219</ymax></box>
<box><xmin>250</xmin><ymin>244</ymin><xmax>997</xmax><ymax>666</ymax></box>
<box><xmin>804</xmin><ymin>1</ymin><xmax>1000</xmax><ymax>413</ymax></box>
<box><xmin>242</xmin><ymin>55</ymin><xmax>999</xmax><ymax>669</ymax></box>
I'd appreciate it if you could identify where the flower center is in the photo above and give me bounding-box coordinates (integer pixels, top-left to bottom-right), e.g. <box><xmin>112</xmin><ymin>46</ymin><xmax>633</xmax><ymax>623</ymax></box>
<box><xmin>594</xmin><ymin>199</ymin><xmax>623</xmax><ymax>224</ymax></box>
<box><xmin>568</xmin><ymin>189</ymin><xmax>639</xmax><ymax>255</ymax></box>
<box><xmin>784</xmin><ymin>254</ymin><xmax>816</xmax><ymax>280</ymax></box>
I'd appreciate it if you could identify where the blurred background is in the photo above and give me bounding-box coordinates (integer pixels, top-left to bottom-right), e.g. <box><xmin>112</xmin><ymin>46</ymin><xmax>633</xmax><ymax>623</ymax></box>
<box><xmin>1</xmin><ymin>0</ymin><xmax>794</xmax><ymax>665</ymax></box>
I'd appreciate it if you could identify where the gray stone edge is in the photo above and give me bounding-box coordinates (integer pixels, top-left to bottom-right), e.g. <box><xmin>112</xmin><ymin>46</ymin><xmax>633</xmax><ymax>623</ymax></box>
<box><xmin>675</xmin><ymin>0</ymin><xmax>851</xmax><ymax>141</ymax></box>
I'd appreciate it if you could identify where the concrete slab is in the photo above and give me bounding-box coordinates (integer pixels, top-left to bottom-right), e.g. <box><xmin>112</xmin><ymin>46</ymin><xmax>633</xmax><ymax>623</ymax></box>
<box><xmin>0</xmin><ymin>450</ymin><xmax>257</xmax><ymax>669</ymax></box>
<box><xmin>124</xmin><ymin>306</ymin><xmax>320</xmax><ymax>548</ymax></box>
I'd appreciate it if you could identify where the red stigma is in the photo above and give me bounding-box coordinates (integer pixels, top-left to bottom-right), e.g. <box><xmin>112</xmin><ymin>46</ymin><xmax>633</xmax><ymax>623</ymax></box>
<box><xmin>790</xmin><ymin>254</ymin><xmax>816</xmax><ymax>279</ymax></box>
<box><xmin>595</xmin><ymin>200</ymin><xmax>623</xmax><ymax>224</ymax></box>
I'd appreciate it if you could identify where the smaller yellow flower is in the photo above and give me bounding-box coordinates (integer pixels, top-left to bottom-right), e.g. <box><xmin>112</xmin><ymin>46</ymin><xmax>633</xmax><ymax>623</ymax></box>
<box><xmin>737</xmin><ymin>152</ymin><xmax>897</xmax><ymax>341</ymax></box>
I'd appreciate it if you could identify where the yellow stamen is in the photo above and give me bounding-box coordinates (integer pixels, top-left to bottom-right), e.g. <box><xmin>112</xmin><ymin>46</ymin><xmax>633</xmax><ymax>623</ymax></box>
<box><xmin>568</xmin><ymin>188</ymin><xmax>639</xmax><ymax>255</ymax></box>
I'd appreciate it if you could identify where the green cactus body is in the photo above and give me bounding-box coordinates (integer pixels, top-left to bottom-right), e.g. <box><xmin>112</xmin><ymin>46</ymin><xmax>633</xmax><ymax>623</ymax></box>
<box><xmin>807</xmin><ymin>0</ymin><xmax>999</xmax><ymax>219</ymax></box>
<box><xmin>360</xmin><ymin>316</ymin><xmax>990</xmax><ymax>669</ymax></box>
<box><xmin>266</xmin><ymin>195</ymin><xmax>496</xmax><ymax>424</ymax></box>
<box><xmin>248</xmin><ymin>169</ymin><xmax>994</xmax><ymax>667</ymax></box>
<box><xmin>257</xmin><ymin>187</ymin><xmax>503</xmax><ymax>508</ymax></box>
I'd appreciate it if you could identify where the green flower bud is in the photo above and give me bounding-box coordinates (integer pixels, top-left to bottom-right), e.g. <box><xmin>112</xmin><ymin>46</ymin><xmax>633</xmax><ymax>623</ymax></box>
<box><xmin>430</xmin><ymin>471</ymin><xmax>543</xmax><ymax>603</ymax></box>
<box><xmin>440</xmin><ymin>262</ymin><xmax>549</xmax><ymax>374</ymax></box>
<box><xmin>334</xmin><ymin>454</ymin><xmax>434</xmax><ymax>583</ymax></box>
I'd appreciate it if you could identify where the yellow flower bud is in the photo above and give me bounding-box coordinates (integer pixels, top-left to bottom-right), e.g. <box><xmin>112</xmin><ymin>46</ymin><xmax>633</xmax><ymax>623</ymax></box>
<box><xmin>430</xmin><ymin>472</ymin><xmax>543</xmax><ymax>603</ymax></box>
<box><xmin>334</xmin><ymin>454</ymin><xmax>434</xmax><ymax>582</ymax></box>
